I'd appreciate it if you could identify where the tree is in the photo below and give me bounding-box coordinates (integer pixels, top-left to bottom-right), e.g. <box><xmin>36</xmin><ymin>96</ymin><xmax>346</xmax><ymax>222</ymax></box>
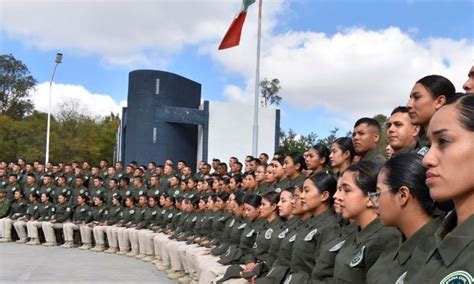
<box><xmin>260</xmin><ymin>78</ymin><xmax>282</xmax><ymax>107</ymax></box>
<box><xmin>373</xmin><ymin>114</ymin><xmax>388</xmax><ymax>153</ymax></box>
<box><xmin>0</xmin><ymin>54</ymin><xmax>37</xmax><ymax>119</ymax></box>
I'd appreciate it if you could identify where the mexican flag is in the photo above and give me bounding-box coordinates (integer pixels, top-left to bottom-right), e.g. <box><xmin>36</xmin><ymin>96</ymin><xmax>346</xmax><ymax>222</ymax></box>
<box><xmin>218</xmin><ymin>0</ymin><xmax>256</xmax><ymax>50</ymax></box>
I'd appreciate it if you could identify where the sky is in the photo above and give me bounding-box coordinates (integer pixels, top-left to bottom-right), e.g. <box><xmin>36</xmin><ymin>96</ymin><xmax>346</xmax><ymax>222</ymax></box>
<box><xmin>1</xmin><ymin>0</ymin><xmax>472</xmax><ymax>137</ymax></box>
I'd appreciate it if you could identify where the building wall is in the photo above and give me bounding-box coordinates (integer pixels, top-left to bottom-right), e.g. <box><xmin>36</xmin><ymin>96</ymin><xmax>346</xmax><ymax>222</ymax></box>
<box><xmin>202</xmin><ymin>101</ymin><xmax>278</xmax><ymax>164</ymax></box>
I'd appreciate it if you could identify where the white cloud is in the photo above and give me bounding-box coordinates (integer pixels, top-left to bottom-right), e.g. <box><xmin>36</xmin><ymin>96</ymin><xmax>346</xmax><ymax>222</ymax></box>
<box><xmin>31</xmin><ymin>82</ymin><xmax>126</xmax><ymax>118</ymax></box>
<box><xmin>211</xmin><ymin>27</ymin><xmax>472</xmax><ymax>119</ymax></box>
<box><xmin>0</xmin><ymin>0</ymin><xmax>285</xmax><ymax>66</ymax></box>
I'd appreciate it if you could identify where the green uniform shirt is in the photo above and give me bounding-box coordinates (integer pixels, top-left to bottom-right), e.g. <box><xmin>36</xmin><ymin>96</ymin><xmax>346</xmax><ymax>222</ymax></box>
<box><xmin>6</xmin><ymin>183</ymin><xmax>22</xmax><ymax>201</ymax></box>
<box><xmin>360</xmin><ymin>149</ymin><xmax>386</xmax><ymax>165</ymax></box>
<box><xmin>407</xmin><ymin>211</ymin><xmax>474</xmax><ymax>284</ymax></box>
<box><xmin>23</xmin><ymin>184</ymin><xmax>39</xmax><ymax>200</ymax></box>
<box><xmin>22</xmin><ymin>202</ymin><xmax>39</xmax><ymax>221</ymax></box>
<box><xmin>0</xmin><ymin>198</ymin><xmax>11</xmax><ymax>218</ymax></box>
<box><xmin>366</xmin><ymin>217</ymin><xmax>443</xmax><ymax>284</ymax></box>
<box><xmin>267</xmin><ymin>216</ymin><xmax>300</xmax><ymax>268</ymax></box>
<box><xmin>310</xmin><ymin>222</ymin><xmax>358</xmax><ymax>283</ymax></box>
<box><xmin>289</xmin><ymin>210</ymin><xmax>340</xmax><ymax>276</ymax></box>
<box><xmin>72</xmin><ymin>204</ymin><xmax>92</xmax><ymax>224</ymax></box>
<box><xmin>288</xmin><ymin>174</ymin><xmax>306</xmax><ymax>188</ymax></box>
<box><xmin>0</xmin><ymin>177</ymin><xmax>8</xmax><ymax>189</ymax></box>
<box><xmin>104</xmin><ymin>205</ymin><xmax>123</xmax><ymax>226</ymax></box>
<box><xmin>90</xmin><ymin>204</ymin><xmax>107</xmax><ymax>223</ymax></box>
<box><xmin>333</xmin><ymin>218</ymin><xmax>400</xmax><ymax>284</ymax></box>
<box><xmin>137</xmin><ymin>206</ymin><xmax>159</xmax><ymax>229</ymax></box>
<box><xmin>53</xmin><ymin>186</ymin><xmax>71</xmax><ymax>202</ymax></box>
<box><xmin>118</xmin><ymin>207</ymin><xmax>135</xmax><ymax>226</ymax></box>
<box><xmin>51</xmin><ymin>202</ymin><xmax>72</xmax><ymax>223</ymax></box>
<box><xmin>35</xmin><ymin>201</ymin><xmax>54</xmax><ymax>221</ymax></box>
<box><xmin>244</xmin><ymin>216</ymin><xmax>284</xmax><ymax>264</ymax></box>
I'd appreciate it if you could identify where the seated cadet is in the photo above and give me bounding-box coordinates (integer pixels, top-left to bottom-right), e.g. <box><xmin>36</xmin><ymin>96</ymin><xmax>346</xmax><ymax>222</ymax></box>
<box><xmin>0</xmin><ymin>188</ymin><xmax>11</xmax><ymax>238</ymax></box>
<box><xmin>333</xmin><ymin>161</ymin><xmax>400</xmax><ymax>284</ymax></box>
<box><xmin>95</xmin><ymin>194</ymin><xmax>123</xmax><ymax>253</ymax></box>
<box><xmin>352</xmin><ymin>118</ymin><xmax>386</xmax><ymax>164</ymax></box>
<box><xmin>366</xmin><ymin>153</ymin><xmax>441</xmax><ymax>283</ymax></box>
<box><xmin>112</xmin><ymin>196</ymin><xmax>137</xmax><ymax>255</ymax></box>
<box><xmin>282</xmin><ymin>173</ymin><xmax>340</xmax><ymax>284</ymax></box>
<box><xmin>282</xmin><ymin>153</ymin><xmax>306</xmax><ymax>188</ymax></box>
<box><xmin>117</xmin><ymin>195</ymin><xmax>146</xmax><ymax>255</ymax></box>
<box><xmin>13</xmin><ymin>192</ymin><xmax>40</xmax><ymax>243</ymax></box>
<box><xmin>132</xmin><ymin>196</ymin><xmax>160</xmax><ymax>259</ymax></box>
<box><xmin>42</xmin><ymin>193</ymin><xmax>72</xmax><ymax>246</ymax></box>
<box><xmin>62</xmin><ymin>194</ymin><xmax>92</xmax><ymax>248</ymax></box>
<box><xmin>408</xmin><ymin>94</ymin><xmax>473</xmax><ymax>283</ymax></box>
<box><xmin>199</xmin><ymin>194</ymin><xmax>262</xmax><ymax>284</ymax></box>
<box><xmin>25</xmin><ymin>192</ymin><xmax>54</xmax><ymax>245</ymax></box>
<box><xmin>81</xmin><ymin>196</ymin><xmax>107</xmax><ymax>250</ymax></box>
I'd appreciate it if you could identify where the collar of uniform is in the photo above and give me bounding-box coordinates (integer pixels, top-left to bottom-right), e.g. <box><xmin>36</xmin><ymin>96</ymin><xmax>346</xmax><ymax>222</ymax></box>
<box><xmin>308</xmin><ymin>209</ymin><xmax>335</xmax><ymax>228</ymax></box>
<box><xmin>360</xmin><ymin>148</ymin><xmax>380</xmax><ymax>162</ymax></box>
<box><xmin>428</xmin><ymin>211</ymin><xmax>474</xmax><ymax>267</ymax></box>
<box><xmin>355</xmin><ymin>218</ymin><xmax>383</xmax><ymax>245</ymax></box>
<box><xmin>392</xmin><ymin>143</ymin><xmax>417</xmax><ymax>157</ymax></box>
<box><xmin>394</xmin><ymin>217</ymin><xmax>443</xmax><ymax>265</ymax></box>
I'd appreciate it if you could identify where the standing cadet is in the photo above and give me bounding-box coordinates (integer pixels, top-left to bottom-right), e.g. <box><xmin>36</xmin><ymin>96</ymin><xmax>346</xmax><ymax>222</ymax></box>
<box><xmin>352</xmin><ymin>118</ymin><xmax>386</xmax><ymax>165</ymax></box>
<box><xmin>329</xmin><ymin>137</ymin><xmax>355</xmax><ymax>181</ymax></box>
<box><xmin>386</xmin><ymin>106</ymin><xmax>420</xmax><ymax>156</ymax></box>
<box><xmin>333</xmin><ymin>161</ymin><xmax>399</xmax><ymax>284</ymax></box>
<box><xmin>42</xmin><ymin>193</ymin><xmax>72</xmax><ymax>246</ymax></box>
<box><xmin>408</xmin><ymin>94</ymin><xmax>473</xmax><ymax>283</ymax></box>
<box><xmin>0</xmin><ymin>168</ymin><xmax>8</xmax><ymax>189</ymax></box>
<box><xmin>70</xmin><ymin>176</ymin><xmax>88</xmax><ymax>208</ymax></box>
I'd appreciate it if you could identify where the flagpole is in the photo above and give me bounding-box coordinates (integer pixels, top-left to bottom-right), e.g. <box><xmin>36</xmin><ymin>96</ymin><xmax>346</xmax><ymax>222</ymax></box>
<box><xmin>252</xmin><ymin>0</ymin><xmax>262</xmax><ymax>157</ymax></box>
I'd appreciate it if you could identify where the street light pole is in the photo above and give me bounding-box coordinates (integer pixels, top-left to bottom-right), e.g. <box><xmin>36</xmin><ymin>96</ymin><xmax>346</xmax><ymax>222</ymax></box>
<box><xmin>45</xmin><ymin>53</ymin><xmax>63</xmax><ymax>165</ymax></box>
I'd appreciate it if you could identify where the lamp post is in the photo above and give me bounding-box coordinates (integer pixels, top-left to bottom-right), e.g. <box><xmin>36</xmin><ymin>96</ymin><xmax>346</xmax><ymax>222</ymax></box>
<box><xmin>45</xmin><ymin>53</ymin><xmax>63</xmax><ymax>165</ymax></box>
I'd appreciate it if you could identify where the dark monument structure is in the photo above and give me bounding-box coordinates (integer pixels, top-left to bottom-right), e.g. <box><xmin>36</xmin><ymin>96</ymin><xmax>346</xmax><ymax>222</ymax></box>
<box><xmin>118</xmin><ymin>70</ymin><xmax>209</xmax><ymax>169</ymax></box>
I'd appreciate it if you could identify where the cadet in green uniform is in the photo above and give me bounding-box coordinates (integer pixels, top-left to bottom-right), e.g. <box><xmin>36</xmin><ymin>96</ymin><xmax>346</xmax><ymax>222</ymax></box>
<box><xmin>0</xmin><ymin>188</ymin><xmax>11</xmax><ymax>234</ymax></box>
<box><xmin>352</xmin><ymin>118</ymin><xmax>386</xmax><ymax>165</ymax></box>
<box><xmin>333</xmin><ymin>161</ymin><xmax>399</xmax><ymax>284</ymax></box>
<box><xmin>38</xmin><ymin>174</ymin><xmax>55</xmax><ymax>200</ymax></box>
<box><xmin>62</xmin><ymin>194</ymin><xmax>92</xmax><ymax>248</ymax></box>
<box><xmin>283</xmin><ymin>173</ymin><xmax>340</xmax><ymax>283</ymax></box>
<box><xmin>13</xmin><ymin>192</ymin><xmax>40</xmax><ymax>243</ymax></box>
<box><xmin>54</xmin><ymin>176</ymin><xmax>71</xmax><ymax>203</ymax></box>
<box><xmin>23</xmin><ymin>173</ymin><xmax>39</xmax><ymax>201</ymax></box>
<box><xmin>95</xmin><ymin>194</ymin><xmax>123</xmax><ymax>253</ymax></box>
<box><xmin>5</xmin><ymin>174</ymin><xmax>22</xmax><ymax>201</ymax></box>
<box><xmin>118</xmin><ymin>195</ymin><xmax>146</xmax><ymax>255</ymax></box>
<box><xmin>271</xmin><ymin>158</ymin><xmax>290</xmax><ymax>191</ymax></box>
<box><xmin>1</xmin><ymin>189</ymin><xmax>27</xmax><ymax>242</ymax></box>
<box><xmin>113</xmin><ymin>196</ymin><xmax>137</xmax><ymax>255</ymax></box>
<box><xmin>283</xmin><ymin>153</ymin><xmax>307</xmax><ymax>188</ymax></box>
<box><xmin>26</xmin><ymin>192</ymin><xmax>54</xmax><ymax>245</ymax></box>
<box><xmin>89</xmin><ymin>176</ymin><xmax>106</xmax><ymax>200</ymax></box>
<box><xmin>407</xmin><ymin>95</ymin><xmax>473</xmax><ymax>283</ymax></box>
<box><xmin>42</xmin><ymin>193</ymin><xmax>72</xmax><ymax>246</ymax></box>
<box><xmin>329</xmin><ymin>137</ymin><xmax>355</xmax><ymax>181</ymax></box>
<box><xmin>0</xmin><ymin>169</ymin><xmax>8</xmax><ymax>189</ymax></box>
<box><xmin>305</xmin><ymin>144</ymin><xmax>330</xmax><ymax>176</ymax></box>
<box><xmin>147</xmin><ymin>175</ymin><xmax>162</xmax><ymax>199</ymax></box>
<box><xmin>81</xmin><ymin>195</ymin><xmax>107</xmax><ymax>250</ymax></box>
<box><xmin>70</xmin><ymin>176</ymin><xmax>88</xmax><ymax>208</ymax></box>
<box><xmin>366</xmin><ymin>153</ymin><xmax>441</xmax><ymax>283</ymax></box>
<box><xmin>134</xmin><ymin>196</ymin><xmax>160</xmax><ymax>259</ymax></box>
<box><xmin>386</xmin><ymin>107</ymin><xmax>421</xmax><ymax>157</ymax></box>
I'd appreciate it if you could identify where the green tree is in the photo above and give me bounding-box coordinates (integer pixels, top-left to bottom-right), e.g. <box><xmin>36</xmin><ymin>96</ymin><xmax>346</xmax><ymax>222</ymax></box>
<box><xmin>373</xmin><ymin>114</ymin><xmax>388</xmax><ymax>153</ymax></box>
<box><xmin>260</xmin><ymin>78</ymin><xmax>282</xmax><ymax>107</ymax></box>
<box><xmin>0</xmin><ymin>54</ymin><xmax>37</xmax><ymax>119</ymax></box>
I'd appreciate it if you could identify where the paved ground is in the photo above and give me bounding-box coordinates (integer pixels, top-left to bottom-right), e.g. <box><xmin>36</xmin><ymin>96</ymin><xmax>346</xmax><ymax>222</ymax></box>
<box><xmin>0</xmin><ymin>242</ymin><xmax>176</xmax><ymax>283</ymax></box>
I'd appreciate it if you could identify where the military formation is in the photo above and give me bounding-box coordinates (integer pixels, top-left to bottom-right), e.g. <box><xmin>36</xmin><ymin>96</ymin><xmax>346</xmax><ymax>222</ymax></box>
<box><xmin>0</xmin><ymin>71</ymin><xmax>473</xmax><ymax>284</ymax></box>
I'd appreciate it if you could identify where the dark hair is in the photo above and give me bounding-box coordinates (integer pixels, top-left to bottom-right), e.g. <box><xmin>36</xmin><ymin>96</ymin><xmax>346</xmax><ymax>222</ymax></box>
<box><xmin>283</xmin><ymin>186</ymin><xmax>297</xmax><ymax>195</ymax></box>
<box><xmin>166</xmin><ymin>195</ymin><xmax>176</xmax><ymax>204</ymax></box>
<box><xmin>134</xmin><ymin>176</ymin><xmax>143</xmax><ymax>183</ymax></box>
<box><xmin>416</xmin><ymin>75</ymin><xmax>456</xmax><ymax>103</ymax></box>
<box><xmin>93</xmin><ymin>176</ymin><xmax>103</xmax><ymax>182</ymax></box>
<box><xmin>78</xmin><ymin>193</ymin><xmax>89</xmax><ymax>202</ymax></box>
<box><xmin>390</xmin><ymin>106</ymin><xmax>409</xmax><ymax>116</ymax></box>
<box><xmin>149</xmin><ymin>161</ymin><xmax>157</xmax><ymax>167</ymax></box>
<box><xmin>345</xmin><ymin>161</ymin><xmax>382</xmax><ymax>195</ymax></box>
<box><xmin>234</xmin><ymin>192</ymin><xmax>246</xmax><ymax>206</ymax></box>
<box><xmin>262</xmin><ymin>191</ymin><xmax>280</xmax><ymax>205</ymax></box>
<box><xmin>309</xmin><ymin>144</ymin><xmax>330</xmax><ymax>167</ymax></box>
<box><xmin>451</xmin><ymin>94</ymin><xmax>474</xmax><ymax>131</ymax></box>
<box><xmin>307</xmin><ymin>172</ymin><xmax>337</xmax><ymax>205</ymax></box>
<box><xmin>58</xmin><ymin>192</ymin><xmax>69</xmax><ymax>200</ymax></box>
<box><xmin>120</xmin><ymin>177</ymin><xmax>130</xmax><ymax>185</ymax></box>
<box><xmin>208</xmin><ymin>194</ymin><xmax>218</xmax><ymax>203</ymax></box>
<box><xmin>217</xmin><ymin>192</ymin><xmax>230</xmax><ymax>202</ymax></box>
<box><xmin>41</xmin><ymin>192</ymin><xmax>51</xmax><ymax>200</ymax></box>
<box><xmin>94</xmin><ymin>195</ymin><xmax>105</xmax><ymax>203</ymax></box>
<box><xmin>382</xmin><ymin>153</ymin><xmax>434</xmax><ymax>215</ymax></box>
<box><xmin>244</xmin><ymin>194</ymin><xmax>262</xmax><ymax>208</ymax></box>
<box><xmin>272</xmin><ymin>157</ymin><xmax>285</xmax><ymax>167</ymax></box>
<box><xmin>112</xmin><ymin>194</ymin><xmax>122</xmax><ymax>203</ymax></box>
<box><xmin>286</xmin><ymin>152</ymin><xmax>307</xmax><ymax>171</ymax></box>
<box><xmin>231</xmin><ymin>174</ymin><xmax>242</xmax><ymax>184</ymax></box>
<box><xmin>190</xmin><ymin>195</ymin><xmax>200</xmax><ymax>207</ymax></box>
<box><xmin>260</xmin><ymin>153</ymin><xmax>269</xmax><ymax>159</ymax></box>
<box><xmin>354</xmin><ymin>117</ymin><xmax>382</xmax><ymax>134</ymax></box>
<box><xmin>332</xmin><ymin>137</ymin><xmax>355</xmax><ymax>160</ymax></box>
<box><xmin>125</xmin><ymin>196</ymin><xmax>136</xmax><ymax>204</ymax></box>
<box><xmin>29</xmin><ymin>192</ymin><xmax>39</xmax><ymax>200</ymax></box>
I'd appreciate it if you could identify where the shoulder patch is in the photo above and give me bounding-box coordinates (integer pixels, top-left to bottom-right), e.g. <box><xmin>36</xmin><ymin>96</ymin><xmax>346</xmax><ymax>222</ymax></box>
<box><xmin>265</xmin><ymin>228</ymin><xmax>273</xmax><ymax>239</ymax></box>
<box><xmin>304</xmin><ymin>228</ymin><xmax>318</xmax><ymax>241</ymax></box>
<box><xmin>246</xmin><ymin>229</ymin><xmax>255</xmax><ymax>237</ymax></box>
<box><xmin>278</xmin><ymin>228</ymin><xmax>288</xmax><ymax>239</ymax></box>
<box><xmin>350</xmin><ymin>245</ymin><xmax>365</xmax><ymax>267</ymax></box>
<box><xmin>440</xmin><ymin>271</ymin><xmax>473</xmax><ymax>284</ymax></box>
<box><xmin>289</xmin><ymin>234</ymin><xmax>297</xmax><ymax>243</ymax></box>
<box><xmin>238</xmin><ymin>223</ymin><xmax>247</xmax><ymax>229</ymax></box>
<box><xmin>229</xmin><ymin>219</ymin><xmax>235</xmax><ymax>227</ymax></box>
<box><xmin>395</xmin><ymin>271</ymin><xmax>407</xmax><ymax>284</ymax></box>
<box><xmin>329</xmin><ymin>240</ymin><xmax>346</xmax><ymax>252</ymax></box>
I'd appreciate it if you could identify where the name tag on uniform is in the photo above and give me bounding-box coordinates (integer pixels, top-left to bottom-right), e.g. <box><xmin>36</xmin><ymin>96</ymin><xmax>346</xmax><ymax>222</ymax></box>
<box><xmin>229</xmin><ymin>219</ymin><xmax>235</xmax><ymax>227</ymax></box>
<box><xmin>168</xmin><ymin>213</ymin><xmax>173</xmax><ymax>218</ymax></box>
<box><xmin>329</xmin><ymin>240</ymin><xmax>345</xmax><ymax>252</ymax></box>
<box><xmin>304</xmin><ymin>228</ymin><xmax>318</xmax><ymax>241</ymax></box>
<box><xmin>238</xmin><ymin>223</ymin><xmax>246</xmax><ymax>229</ymax></box>
<box><xmin>265</xmin><ymin>228</ymin><xmax>273</xmax><ymax>239</ymax></box>
<box><xmin>80</xmin><ymin>208</ymin><xmax>85</xmax><ymax>212</ymax></box>
<box><xmin>246</xmin><ymin>229</ymin><xmax>255</xmax><ymax>237</ymax></box>
<box><xmin>350</xmin><ymin>245</ymin><xmax>365</xmax><ymax>267</ymax></box>
<box><xmin>192</xmin><ymin>216</ymin><xmax>197</xmax><ymax>222</ymax></box>
<box><xmin>218</xmin><ymin>216</ymin><xmax>225</xmax><ymax>221</ymax></box>
<box><xmin>278</xmin><ymin>228</ymin><xmax>288</xmax><ymax>239</ymax></box>
<box><xmin>152</xmin><ymin>211</ymin><xmax>157</xmax><ymax>215</ymax></box>
<box><xmin>395</xmin><ymin>271</ymin><xmax>407</xmax><ymax>284</ymax></box>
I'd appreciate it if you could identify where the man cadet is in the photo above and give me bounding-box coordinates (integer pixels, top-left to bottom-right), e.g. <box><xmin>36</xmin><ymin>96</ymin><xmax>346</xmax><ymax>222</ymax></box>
<box><xmin>99</xmin><ymin>159</ymin><xmax>109</xmax><ymax>179</ymax></box>
<box><xmin>105</xmin><ymin>178</ymin><xmax>120</xmax><ymax>207</ymax></box>
<box><xmin>90</xmin><ymin>176</ymin><xmax>106</xmax><ymax>200</ymax></box>
<box><xmin>147</xmin><ymin>175</ymin><xmax>162</xmax><ymax>199</ymax></box>
<box><xmin>54</xmin><ymin>175</ymin><xmax>71</xmax><ymax>202</ymax></box>
<box><xmin>0</xmin><ymin>188</ymin><xmax>11</xmax><ymax>238</ymax></box>
<box><xmin>0</xmin><ymin>168</ymin><xmax>8</xmax><ymax>189</ymax></box>
<box><xmin>6</xmin><ymin>174</ymin><xmax>22</xmax><ymax>201</ymax></box>
<box><xmin>70</xmin><ymin>176</ymin><xmax>88</xmax><ymax>208</ymax></box>
<box><xmin>23</xmin><ymin>173</ymin><xmax>39</xmax><ymax>200</ymax></box>
<box><xmin>386</xmin><ymin>106</ymin><xmax>420</xmax><ymax>156</ymax></box>
<box><xmin>114</xmin><ymin>161</ymin><xmax>125</xmax><ymax>179</ymax></box>
<box><xmin>131</xmin><ymin>176</ymin><xmax>147</xmax><ymax>200</ymax></box>
<box><xmin>34</xmin><ymin>164</ymin><xmax>46</xmax><ymax>187</ymax></box>
<box><xmin>0</xmin><ymin>189</ymin><xmax>27</xmax><ymax>242</ymax></box>
<box><xmin>63</xmin><ymin>164</ymin><xmax>75</xmax><ymax>187</ymax></box>
<box><xmin>352</xmin><ymin>117</ymin><xmax>386</xmax><ymax>164</ymax></box>
<box><xmin>160</xmin><ymin>164</ymin><xmax>174</xmax><ymax>190</ymax></box>
<box><xmin>38</xmin><ymin>174</ymin><xmax>55</xmax><ymax>198</ymax></box>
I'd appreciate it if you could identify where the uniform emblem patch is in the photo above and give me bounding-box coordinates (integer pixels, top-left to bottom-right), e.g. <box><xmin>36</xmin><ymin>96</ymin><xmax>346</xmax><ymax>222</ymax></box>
<box><xmin>395</xmin><ymin>271</ymin><xmax>407</xmax><ymax>284</ymax></box>
<box><xmin>238</xmin><ymin>223</ymin><xmax>246</xmax><ymax>229</ymax></box>
<box><xmin>289</xmin><ymin>234</ymin><xmax>297</xmax><ymax>242</ymax></box>
<box><xmin>440</xmin><ymin>271</ymin><xmax>473</xmax><ymax>284</ymax></box>
<box><xmin>278</xmin><ymin>228</ymin><xmax>289</xmax><ymax>239</ymax></box>
<box><xmin>304</xmin><ymin>228</ymin><xmax>318</xmax><ymax>241</ymax></box>
<box><xmin>246</xmin><ymin>229</ymin><xmax>255</xmax><ymax>237</ymax></box>
<box><xmin>329</xmin><ymin>240</ymin><xmax>345</xmax><ymax>252</ymax></box>
<box><xmin>265</xmin><ymin>228</ymin><xmax>273</xmax><ymax>239</ymax></box>
<box><xmin>229</xmin><ymin>219</ymin><xmax>235</xmax><ymax>227</ymax></box>
<box><xmin>350</xmin><ymin>245</ymin><xmax>365</xmax><ymax>267</ymax></box>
